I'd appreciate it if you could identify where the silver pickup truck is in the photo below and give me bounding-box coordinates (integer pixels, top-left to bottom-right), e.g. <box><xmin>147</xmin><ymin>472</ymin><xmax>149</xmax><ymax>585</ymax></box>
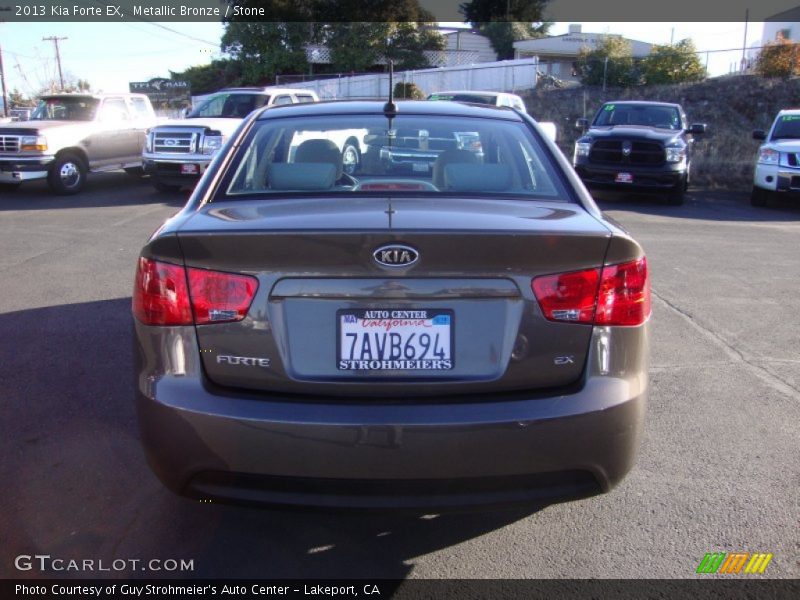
<box><xmin>0</xmin><ymin>93</ymin><xmax>156</xmax><ymax>195</ymax></box>
<box><xmin>143</xmin><ymin>87</ymin><xmax>319</xmax><ymax>192</ymax></box>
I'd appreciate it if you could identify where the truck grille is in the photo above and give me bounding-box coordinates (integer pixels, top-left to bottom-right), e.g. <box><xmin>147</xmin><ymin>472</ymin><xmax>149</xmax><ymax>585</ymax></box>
<box><xmin>589</xmin><ymin>140</ymin><xmax>665</xmax><ymax>166</ymax></box>
<box><xmin>153</xmin><ymin>130</ymin><xmax>198</xmax><ymax>154</ymax></box>
<box><xmin>0</xmin><ymin>136</ymin><xmax>20</xmax><ymax>152</ymax></box>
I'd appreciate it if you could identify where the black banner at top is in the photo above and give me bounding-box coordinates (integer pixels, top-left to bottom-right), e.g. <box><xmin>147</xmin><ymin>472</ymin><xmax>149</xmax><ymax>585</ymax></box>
<box><xmin>2</xmin><ymin>0</ymin><xmax>800</xmax><ymax>22</ymax></box>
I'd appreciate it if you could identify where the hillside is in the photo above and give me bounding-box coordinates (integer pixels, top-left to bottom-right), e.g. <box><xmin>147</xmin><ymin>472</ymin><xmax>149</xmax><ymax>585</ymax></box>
<box><xmin>522</xmin><ymin>75</ymin><xmax>800</xmax><ymax>189</ymax></box>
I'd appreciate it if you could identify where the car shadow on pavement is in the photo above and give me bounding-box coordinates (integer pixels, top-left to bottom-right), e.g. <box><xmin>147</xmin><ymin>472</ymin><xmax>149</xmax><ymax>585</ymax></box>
<box><xmin>0</xmin><ymin>172</ymin><xmax>188</xmax><ymax>211</ymax></box>
<box><xmin>594</xmin><ymin>189</ymin><xmax>800</xmax><ymax>222</ymax></box>
<box><xmin>1</xmin><ymin>299</ymin><xmax>541</xmax><ymax>580</ymax></box>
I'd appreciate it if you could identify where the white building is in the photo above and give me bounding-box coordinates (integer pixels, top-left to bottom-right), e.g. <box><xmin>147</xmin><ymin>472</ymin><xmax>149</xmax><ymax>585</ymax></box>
<box><xmin>442</xmin><ymin>30</ymin><xmax>498</xmax><ymax>63</ymax></box>
<box><xmin>512</xmin><ymin>24</ymin><xmax>653</xmax><ymax>82</ymax></box>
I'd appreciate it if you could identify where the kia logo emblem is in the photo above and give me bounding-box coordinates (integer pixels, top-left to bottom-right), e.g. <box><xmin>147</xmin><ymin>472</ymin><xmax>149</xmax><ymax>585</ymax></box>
<box><xmin>373</xmin><ymin>244</ymin><xmax>419</xmax><ymax>267</ymax></box>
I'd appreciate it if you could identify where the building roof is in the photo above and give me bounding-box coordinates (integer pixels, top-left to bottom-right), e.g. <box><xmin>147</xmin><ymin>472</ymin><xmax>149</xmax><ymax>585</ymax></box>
<box><xmin>514</xmin><ymin>33</ymin><xmax>653</xmax><ymax>58</ymax></box>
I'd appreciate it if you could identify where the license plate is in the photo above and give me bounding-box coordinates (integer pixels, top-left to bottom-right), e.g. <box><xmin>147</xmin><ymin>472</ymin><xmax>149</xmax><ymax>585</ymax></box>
<box><xmin>181</xmin><ymin>164</ymin><xmax>199</xmax><ymax>175</ymax></box>
<box><xmin>616</xmin><ymin>172</ymin><xmax>633</xmax><ymax>183</ymax></box>
<box><xmin>338</xmin><ymin>309</ymin><xmax>453</xmax><ymax>371</ymax></box>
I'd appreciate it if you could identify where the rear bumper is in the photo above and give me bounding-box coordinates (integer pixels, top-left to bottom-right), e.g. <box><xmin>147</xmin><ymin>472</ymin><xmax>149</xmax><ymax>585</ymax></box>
<box><xmin>134</xmin><ymin>324</ymin><xmax>648</xmax><ymax>510</ymax></box>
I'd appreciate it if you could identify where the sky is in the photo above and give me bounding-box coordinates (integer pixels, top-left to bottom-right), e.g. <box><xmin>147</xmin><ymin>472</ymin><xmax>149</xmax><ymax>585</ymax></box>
<box><xmin>0</xmin><ymin>21</ymin><xmax>765</xmax><ymax>98</ymax></box>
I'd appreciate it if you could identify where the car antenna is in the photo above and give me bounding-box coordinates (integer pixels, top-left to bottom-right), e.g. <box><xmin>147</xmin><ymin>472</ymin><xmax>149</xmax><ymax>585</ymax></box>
<box><xmin>383</xmin><ymin>60</ymin><xmax>397</xmax><ymax>116</ymax></box>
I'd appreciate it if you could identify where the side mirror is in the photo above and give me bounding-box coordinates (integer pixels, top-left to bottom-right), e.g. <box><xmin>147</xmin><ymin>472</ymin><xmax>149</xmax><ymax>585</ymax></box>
<box><xmin>752</xmin><ymin>129</ymin><xmax>767</xmax><ymax>141</ymax></box>
<box><xmin>687</xmin><ymin>123</ymin><xmax>707</xmax><ymax>135</ymax></box>
<box><xmin>575</xmin><ymin>118</ymin><xmax>589</xmax><ymax>132</ymax></box>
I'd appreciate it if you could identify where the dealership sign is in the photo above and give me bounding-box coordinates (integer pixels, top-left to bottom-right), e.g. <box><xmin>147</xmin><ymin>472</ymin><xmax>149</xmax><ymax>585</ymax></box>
<box><xmin>129</xmin><ymin>79</ymin><xmax>190</xmax><ymax>103</ymax></box>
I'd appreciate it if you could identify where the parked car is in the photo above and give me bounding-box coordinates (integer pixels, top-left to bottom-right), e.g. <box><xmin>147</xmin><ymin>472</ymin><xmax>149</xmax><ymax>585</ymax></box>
<box><xmin>573</xmin><ymin>101</ymin><xmax>707</xmax><ymax>205</ymax></box>
<box><xmin>10</xmin><ymin>107</ymin><xmax>35</xmax><ymax>121</ymax></box>
<box><xmin>427</xmin><ymin>90</ymin><xmax>558</xmax><ymax>142</ymax></box>
<box><xmin>133</xmin><ymin>100</ymin><xmax>650</xmax><ymax>510</ymax></box>
<box><xmin>0</xmin><ymin>93</ymin><xmax>156</xmax><ymax>194</ymax></box>
<box><xmin>751</xmin><ymin>109</ymin><xmax>800</xmax><ymax>206</ymax></box>
<box><xmin>143</xmin><ymin>87</ymin><xmax>319</xmax><ymax>192</ymax></box>
<box><xmin>428</xmin><ymin>90</ymin><xmax>528</xmax><ymax>112</ymax></box>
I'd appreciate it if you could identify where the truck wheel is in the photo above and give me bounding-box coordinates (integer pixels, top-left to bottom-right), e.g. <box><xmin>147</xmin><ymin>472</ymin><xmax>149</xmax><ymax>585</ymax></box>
<box><xmin>750</xmin><ymin>186</ymin><xmax>769</xmax><ymax>207</ymax></box>
<box><xmin>151</xmin><ymin>178</ymin><xmax>182</xmax><ymax>193</ymax></box>
<box><xmin>342</xmin><ymin>141</ymin><xmax>360</xmax><ymax>175</ymax></box>
<box><xmin>666</xmin><ymin>182</ymin><xmax>685</xmax><ymax>206</ymax></box>
<box><xmin>48</xmin><ymin>153</ymin><xmax>87</xmax><ymax>195</ymax></box>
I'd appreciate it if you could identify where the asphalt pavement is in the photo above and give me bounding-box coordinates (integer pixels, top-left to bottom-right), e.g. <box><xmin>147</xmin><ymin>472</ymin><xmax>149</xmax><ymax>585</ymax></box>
<box><xmin>1</xmin><ymin>174</ymin><xmax>798</xmax><ymax>580</ymax></box>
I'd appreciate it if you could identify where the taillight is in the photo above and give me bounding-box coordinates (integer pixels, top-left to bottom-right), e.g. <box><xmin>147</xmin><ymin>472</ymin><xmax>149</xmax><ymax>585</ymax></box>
<box><xmin>132</xmin><ymin>258</ymin><xmax>192</xmax><ymax>325</ymax></box>
<box><xmin>532</xmin><ymin>257</ymin><xmax>650</xmax><ymax>326</ymax></box>
<box><xmin>133</xmin><ymin>258</ymin><xmax>258</xmax><ymax>326</ymax></box>
<box><xmin>531</xmin><ymin>267</ymin><xmax>600</xmax><ymax>324</ymax></box>
<box><xmin>595</xmin><ymin>257</ymin><xmax>650</xmax><ymax>326</ymax></box>
<box><xmin>187</xmin><ymin>267</ymin><xmax>258</xmax><ymax>324</ymax></box>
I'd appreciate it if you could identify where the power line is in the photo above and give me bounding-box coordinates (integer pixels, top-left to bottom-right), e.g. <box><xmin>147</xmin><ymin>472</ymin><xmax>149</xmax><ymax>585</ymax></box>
<box><xmin>85</xmin><ymin>0</ymin><xmax>220</xmax><ymax>48</ymax></box>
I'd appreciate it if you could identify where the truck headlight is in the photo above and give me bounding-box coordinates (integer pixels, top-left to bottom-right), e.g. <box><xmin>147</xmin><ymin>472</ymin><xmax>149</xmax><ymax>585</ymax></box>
<box><xmin>574</xmin><ymin>141</ymin><xmax>591</xmax><ymax>159</ymax></box>
<box><xmin>665</xmin><ymin>142</ymin><xmax>687</xmax><ymax>163</ymax></box>
<box><xmin>20</xmin><ymin>135</ymin><xmax>47</xmax><ymax>152</ymax></box>
<box><xmin>202</xmin><ymin>135</ymin><xmax>224</xmax><ymax>155</ymax></box>
<box><xmin>758</xmin><ymin>147</ymin><xmax>779</xmax><ymax>164</ymax></box>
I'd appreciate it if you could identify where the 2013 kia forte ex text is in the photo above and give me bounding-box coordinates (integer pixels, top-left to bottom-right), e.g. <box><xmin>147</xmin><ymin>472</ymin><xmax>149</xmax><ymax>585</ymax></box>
<box><xmin>132</xmin><ymin>100</ymin><xmax>650</xmax><ymax>510</ymax></box>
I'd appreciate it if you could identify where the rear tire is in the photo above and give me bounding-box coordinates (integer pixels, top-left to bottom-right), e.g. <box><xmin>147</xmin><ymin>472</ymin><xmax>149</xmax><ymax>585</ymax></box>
<box><xmin>151</xmin><ymin>178</ymin><xmax>182</xmax><ymax>193</ymax></box>
<box><xmin>47</xmin><ymin>153</ymin><xmax>87</xmax><ymax>195</ymax></box>
<box><xmin>750</xmin><ymin>186</ymin><xmax>769</xmax><ymax>207</ymax></box>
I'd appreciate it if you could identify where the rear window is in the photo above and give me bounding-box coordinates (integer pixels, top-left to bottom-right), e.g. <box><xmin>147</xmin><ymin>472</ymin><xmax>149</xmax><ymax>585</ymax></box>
<box><xmin>217</xmin><ymin>114</ymin><xmax>570</xmax><ymax>201</ymax></box>
<box><xmin>429</xmin><ymin>93</ymin><xmax>498</xmax><ymax>105</ymax></box>
<box><xmin>31</xmin><ymin>97</ymin><xmax>99</xmax><ymax>121</ymax></box>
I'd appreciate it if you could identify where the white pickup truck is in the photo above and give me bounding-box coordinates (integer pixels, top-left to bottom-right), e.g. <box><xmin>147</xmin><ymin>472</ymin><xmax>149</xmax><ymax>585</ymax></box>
<box><xmin>143</xmin><ymin>87</ymin><xmax>319</xmax><ymax>191</ymax></box>
<box><xmin>0</xmin><ymin>93</ymin><xmax>156</xmax><ymax>194</ymax></box>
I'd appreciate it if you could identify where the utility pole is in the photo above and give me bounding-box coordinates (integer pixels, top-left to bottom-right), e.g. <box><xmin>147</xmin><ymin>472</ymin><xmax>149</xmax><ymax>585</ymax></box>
<box><xmin>0</xmin><ymin>44</ymin><xmax>8</xmax><ymax>117</ymax></box>
<box><xmin>741</xmin><ymin>10</ymin><xmax>749</xmax><ymax>72</ymax></box>
<box><xmin>42</xmin><ymin>36</ymin><xmax>68</xmax><ymax>90</ymax></box>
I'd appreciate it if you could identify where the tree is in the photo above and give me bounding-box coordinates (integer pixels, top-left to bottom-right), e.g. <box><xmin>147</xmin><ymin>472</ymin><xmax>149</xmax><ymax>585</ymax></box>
<box><xmin>755</xmin><ymin>36</ymin><xmax>800</xmax><ymax>78</ymax></box>
<box><xmin>461</xmin><ymin>0</ymin><xmax>549</xmax><ymax>22</ymax></box>
<box><xmin>9</xmin><ymin>89</ymin><xmax>33</xmax><ymax>108</ymax></box>
<box><xmin>324</xmin><ymin>21</ymin><xmax>444</xmax><ymax>73</ymax></box>
<box><xmin>170</xmin><ymin>60</ymin><xmax>244</xmax><ymax>94</ymax></box>
<box><xmin>220</xmin><ymin>2</ymin><xmax>444</xmax><ymax>80</ymax></box>
<box><xmin>460</xmin><ymin>0</ymin><xmax>551</xmax><ymax>60</ymax></box>
<box><xmin>577</xmin><ymin>36</ymin><xmax>639</xmax><ymax>87</ymax></box>
<box><xmin>641</xmin><ymin>39</ymin><xmax>706</xmax><ymax>85</ymax></box>
<box><xmin>382</xmin><ymin>22</ymin><xmax>445</xmax><ymax>70</ymax></box>
<box><xmin>38</xmin><ymin>73</ymin><xmax>91</xmax><ymax>95</ymax></box>
<box><xmin>221</xmin><ymin>22</ymin><xmax>316</xmax><ymax>84</ymax></box>
<box><xmin>476</xmin><ymin>21</ymin><xmax>551</xmax><ymax>60</ymax></box>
